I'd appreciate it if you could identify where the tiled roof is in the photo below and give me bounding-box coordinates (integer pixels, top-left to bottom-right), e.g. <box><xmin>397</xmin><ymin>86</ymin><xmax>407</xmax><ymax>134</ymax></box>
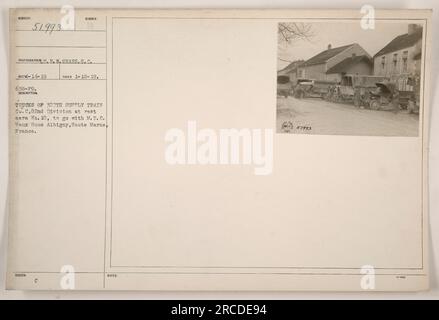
<box><xmin>303</xmin><ymin>44</ymin><xmax>354</xmax><ymax>66</ymax></box>
<box><xmin>326</xmin><ymin>55</ymin><xmax>372</xmax><ymax>74</ymax></box>
<box><xmin>374</xmin><ymin>28</ymin><xmax>422</xmax><ymax>58</ymax></box>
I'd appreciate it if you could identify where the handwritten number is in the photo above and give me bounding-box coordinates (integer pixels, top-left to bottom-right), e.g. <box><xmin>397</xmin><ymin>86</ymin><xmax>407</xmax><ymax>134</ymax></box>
<box><xmin>32</xmin><ymin>23</ymin><xmax>61</xmax><ymax>34</ymax></box>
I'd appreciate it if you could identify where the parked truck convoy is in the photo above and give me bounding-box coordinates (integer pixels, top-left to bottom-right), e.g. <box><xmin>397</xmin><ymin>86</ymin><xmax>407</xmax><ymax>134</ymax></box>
<box><xmin>277</xmin><ymin>73</ymin><xmax>420</xmax><ymax>113</ymax></box>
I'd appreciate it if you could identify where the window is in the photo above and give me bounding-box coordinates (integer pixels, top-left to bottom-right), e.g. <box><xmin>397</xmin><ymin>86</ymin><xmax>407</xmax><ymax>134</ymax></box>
<box><xmin>402</xmin><ymin>50</ymin><xmax>408</xmax><ymax>72</ymax></box>
<box><xmin>381</xmin><ymin>56</ymin><xmax>386</xmax><ymax>69</ymax></box>
<box><xmin>393</xmin><ymin>53</ymin><xmax>398</xmax><ymax>70</ymax></box>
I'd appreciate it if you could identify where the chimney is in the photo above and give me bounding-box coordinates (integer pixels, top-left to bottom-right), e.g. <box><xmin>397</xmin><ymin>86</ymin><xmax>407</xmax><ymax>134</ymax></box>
<box><xmin>327</xmin><ymin>44</ymin><xmax>332</xmax><ymax>50</ymax></box>
<box><xmin>408</xmin><ymin>24</ymin><xmax>418</xmax><ymax>35</ymax></box>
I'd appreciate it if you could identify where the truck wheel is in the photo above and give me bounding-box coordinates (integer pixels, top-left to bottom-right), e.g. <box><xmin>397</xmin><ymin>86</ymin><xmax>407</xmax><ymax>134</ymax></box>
<box><xmin>370</xmin><ymin>100</ymin><xmax>380</xmax><ymax>111</ymax></box>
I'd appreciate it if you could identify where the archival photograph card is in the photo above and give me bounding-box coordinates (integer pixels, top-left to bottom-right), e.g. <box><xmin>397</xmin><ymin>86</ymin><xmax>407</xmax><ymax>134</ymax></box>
<box><xmin>6</xmin><ymin>8</ymin><xmax>431</xmax><ymax>291</ymax></box>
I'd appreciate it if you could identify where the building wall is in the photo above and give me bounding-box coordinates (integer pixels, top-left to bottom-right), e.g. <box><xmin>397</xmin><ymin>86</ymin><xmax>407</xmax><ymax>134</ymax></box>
<box><xmin>300</xmin><ymin>63</ymin><xmax>326</xmax><ymax>80</ymax></box>
<box><xmin>325</xmin><ymin>61</ymin><xmax>373</xmax><ymax>83</ymax></box>
<box><xmin>345</xmin><ymin>60</ymin><xmax>373</xmax><ymax>76</ymax></box>
<box><xmin>297</xmin><ymin>67</ymin><xmax>305</xmax><ymax>79</ymax></box>
<box><xmin>414</xmin><ymin>58</ymin><xmax>422</xmax><ymax>74</ymax></box>
<box><xmin>373</xmin><ymin>40</ymin><xmax>422</xmax><ymax>91</ymax></box>
<box><xmin>373</xmin><ymin>41</ymin><xmax>421</xmax><ymax>77</ymax></box>
<box><xmin>288</xmin><ymin>70</ymin><xmax>298</xmax><ymax>83</ymax></box>
<box><xmin>300</xmin><ymin>44</ymin><xmax>371</xmax><ymax>81</ymax></box>
<box><xmin>325</xmin><ymin>73</ymin><xmax>342</xmax><ymax>82</ymax></box>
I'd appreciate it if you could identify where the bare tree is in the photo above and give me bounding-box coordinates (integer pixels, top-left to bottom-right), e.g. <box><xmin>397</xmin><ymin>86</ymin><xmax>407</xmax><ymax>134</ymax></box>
<box><xmin>278</xmin><ymin>23</ymin><xmax>314</xmax><ymax>44</ymax></box>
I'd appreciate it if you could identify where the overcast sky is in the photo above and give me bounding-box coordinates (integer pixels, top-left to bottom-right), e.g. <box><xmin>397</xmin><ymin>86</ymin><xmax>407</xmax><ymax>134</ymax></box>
<box><xmin>278</xmin><ymin>22</ymin><xmax>413</xmax><ymax>70</ymax></box>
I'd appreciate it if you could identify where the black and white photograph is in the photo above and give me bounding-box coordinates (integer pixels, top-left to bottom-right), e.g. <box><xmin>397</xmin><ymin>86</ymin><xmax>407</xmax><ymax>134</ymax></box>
<box><xmin>277</xmin><ymin>21</ymin><xmax>424</xmax><ymax>136</ymax></box>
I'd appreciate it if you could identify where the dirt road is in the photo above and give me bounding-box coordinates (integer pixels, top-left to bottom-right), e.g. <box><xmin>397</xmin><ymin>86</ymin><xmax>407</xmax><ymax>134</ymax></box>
<box><xmin>277</xmin><ymin>97</ymin><xmax>419</xmax><ymax>136</ymax></box>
